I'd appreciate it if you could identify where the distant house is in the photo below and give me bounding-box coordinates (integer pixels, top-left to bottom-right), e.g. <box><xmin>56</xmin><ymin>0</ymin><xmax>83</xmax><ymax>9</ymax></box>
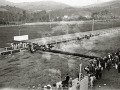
<box><xmin>84</xmin><ymin>15</ymin><xmax>91</xmax><ymax>19</ymax></box>
<box><xmin>63</xmin><ymin>15</ymin><xmax>69</xmax><ymax>21</ymax></box>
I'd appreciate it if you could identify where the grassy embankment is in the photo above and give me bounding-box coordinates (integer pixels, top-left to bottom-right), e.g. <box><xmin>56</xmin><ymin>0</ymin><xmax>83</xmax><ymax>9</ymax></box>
<box><xmin>0</xmin><ymin>19</ymin><xmax>120</xmax><ymax>47</ymax></box>
<box><xmin>0</xmin><ymin>50</ymin><xmax>89</xmax><ymax>88</ymax></box>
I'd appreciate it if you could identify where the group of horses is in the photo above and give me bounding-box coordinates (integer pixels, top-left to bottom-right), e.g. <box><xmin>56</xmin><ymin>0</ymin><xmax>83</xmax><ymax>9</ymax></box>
<box><xmin>27</xmin><ymin>33</ymin><xmax>100</xmax><ymax>53</ymax></box>
<box><xmin>28</xmin><ymin>43</ymin><xmax>54</xmax><ymax>53</ymax></box>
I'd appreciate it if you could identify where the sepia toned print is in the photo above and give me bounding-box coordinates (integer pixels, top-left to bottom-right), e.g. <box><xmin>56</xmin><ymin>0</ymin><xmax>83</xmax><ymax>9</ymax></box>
<box><xmin>0</xmin><ymin>0</ymin><xmax>120</xmax><ymax>90</ymax></box>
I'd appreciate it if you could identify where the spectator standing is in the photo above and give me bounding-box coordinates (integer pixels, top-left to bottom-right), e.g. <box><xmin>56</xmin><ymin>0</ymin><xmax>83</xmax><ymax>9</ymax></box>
<box><xmin>32</xmin><ymin>86</ymin><xmax>36</xmax><ymax>90</ymax></box>
<box><xmin>103</xmin><ymin>56</ymin><xmax>108</xmax><ymax>69</ymax></box>
<box><xmin>100</xmin><ymin>58</ymin><xmax>105</xmax><ymax>70</ymax></box>
<box><xmin>93</xmin><ymin>58</ymin><xmax>97</xmax><ymax>67</ymax></box>
<box><xmin>84</xmin><ymin>65</ymin><xmax>90</xmax><ymax>74</ymax></box>
<box><xmin>106</xmin><ymin>60</ymin><xmax>111</xmax><ymax>71</ymax></box>
<box><xmin>37</xmin><ymin>84</ymin><xmax>42</xmax><ymax>90</ymax></box>
<box><xmin>98</xmin><ymin>67</ymin><xmax>102</xmax><ymax>79</ymax></box>
<box><xmin>44</xmin><ymin>86</ymin><xmax>47</xmax><ymax>90</ymax></box>
<box><xmin>92</xmin><ymin>64</ymin><xmax>96</xmax><ymax>75</ymax></box>
<box><xmin>114</xmin><ymin>54</ymin><xmax>119</xmax><ymax>69</ymax></box>
<box><xmin>90</xmin><ymin>74</ymin><xmax>96</xmax><ymax>87</ymax></box>
<box><xmin>118</xmin><ymin>52</ymin><xmax>120</xmax><ymax>62</ymax></box>
<box><xmin>108</xmin><ymin>53</ymin><xmax>112</xmax><ymax>60</ymax></box>
<box><xmin>118</xmin><ymin>62</ymin><xmax>120</xmax><ymax>73</ymax></box>
<box><xmin>96</xmin><ymin>58</ymin><xmax>98</xmax><ymax>66</ymax></box>
<box><xmin>47</xmin><ymin>84</ymin><xmax>52</xmax><ymax>90</ymax></box>
<box><xmin>89</xmin><ymin>63</ymin><xmax>94</xmax><ymax>74</ymax></box>
<box><xmin>69</xmin><ymin>78</ymin><xmax>72</xmax><ymax>87</ymax></box>
<box><xmin>52</xmin><ymin>84</ymin><xmax>57</xmax><ymax>90</ymax></box>
<box><xmin>76</xmin><ymin>83</ymin><xmax>80</xmax><ymax>90</ymax></box>
<box><xmin>27</xmin><ymin>86</ymin><xmax>30</xmax><ymax>90</ymax></box>
<box><xmin>95</xmin><ymin>66</ymin><xmax>102</xmax><ymax>79</ymax></box>
<box><xmin>77</xmin><ymin>73</ymin><xmax>79</xmax><ymax>81</ymax></box>
<box><xmin>65</xmin><ymin>74</ymin><xmax>70</xmax><ymax>83</ymax></box>
<box><xmin>95</xmin><ymin>66</ymin><xmax>99</xmax><ymax>80</ymax></box>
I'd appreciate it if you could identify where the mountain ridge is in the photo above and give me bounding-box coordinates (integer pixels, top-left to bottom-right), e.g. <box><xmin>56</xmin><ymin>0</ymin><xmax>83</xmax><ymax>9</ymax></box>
<box><xmin>17</xmin><ymin>1</ymin><xmax>72</xmax><ymax>11</ymax></box>
<box><xmin>0</xmin><ymin>0</ymin><xmax>72</xmax><ymax>11</ymax></box>
<box><xmin>0</xmin><ymin>0</ymin><xmax>120</xmax><ymax>21</ymax></box>
<box><xmin>49</xmin><ymin>0</ymin><xmax>120</xmax><ymax>19</ymax></box>
<box><xmin>0</xmin><ymin>0</ymin><xmax>15</xmax><ymax>6</ymax></box>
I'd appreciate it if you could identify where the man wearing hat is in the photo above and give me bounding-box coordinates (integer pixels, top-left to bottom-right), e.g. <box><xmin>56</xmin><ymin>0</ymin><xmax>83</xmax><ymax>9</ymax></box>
<box><xmin>44</xmin><ymin>85</ymin><xmax>47</xmax><ymax>90</ymax></box>
<box><xmin>47</xmin><ymin>84</ymin><xmax>52</xmax><ymax>90</ymax></box>
<box><xmin>65</xmin><ymin>74</ymin><xmax>70</xmax><ymax>87</ymax></box>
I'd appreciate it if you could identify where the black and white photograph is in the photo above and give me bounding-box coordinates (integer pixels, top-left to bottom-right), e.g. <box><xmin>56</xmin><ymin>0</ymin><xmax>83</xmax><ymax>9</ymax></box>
<box><xmin>0</xmin><ymin>0</ymin><xmax>120</xmax><ymax>90</ymax></box>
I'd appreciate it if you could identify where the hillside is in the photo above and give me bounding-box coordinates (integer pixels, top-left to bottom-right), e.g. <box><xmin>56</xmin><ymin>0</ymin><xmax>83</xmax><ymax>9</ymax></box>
<box><xmin>0</xmin><ymin>5</ymin><xmax>24</xmax><ymax>13</ymax></box>
<box><xmin>0</xmin><ymin>0</ymin><xmax>15</xmax><ymax>6</ymax></box>
<box><xmin>0</xmin><ymin>0</ymin><xmax>120</xmax><ymax>22</ymax></box>
<box><xmin>0</xmin><ymin>5</ymin><xmax>27</xmax><ymax>24</ymax></box>
<box><xmin>0</xmin><ymin>0</ymin><xmax>24</xmax><ymax>14</ymax></box>
<box><xmin>16</xmin><ymin>1</ymin><xmax>71</xmax><ymax>11</ymax></box>
<box><xmin>85</xmin><ymin>0</ymin><xmax>120</xmax><ymax>8</ymax></box>
<box><xmin>82</xmin><ymin>0</ymin><xmax>120</xmax><ymax>16</ymax></box>
<box><xmin>50</xmin><ymin>0</ymin><xmax>120</xmax><ymax>19</ymax></box>
<box><xmin>0</xmin><ymin>0</ymin><xmax>72</xmax><ymax>11</ymax></box>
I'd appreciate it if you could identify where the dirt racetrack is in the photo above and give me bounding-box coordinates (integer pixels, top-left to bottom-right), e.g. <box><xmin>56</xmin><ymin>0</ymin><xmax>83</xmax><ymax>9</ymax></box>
<box><xmin>58</xmin><ymin>30</ymin><xmax>120</xmax><ymax>57</ymax></box>
<box><xmin>0</xmin><ymin>29</ymin><xmax>120</xmax><ymax>90</ymax></box>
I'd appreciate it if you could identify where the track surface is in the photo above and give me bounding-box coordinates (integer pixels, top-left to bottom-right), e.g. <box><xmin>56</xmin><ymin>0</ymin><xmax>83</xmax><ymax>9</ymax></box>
<box><xmin>0</xmin><ymin>28</ymin><xmax>120</xmax><ymax>89</ymax></box>
<box><xmin>92</xmin><ymin>66</ymin><xmax>120</xmax><ymax>90</ymax></box>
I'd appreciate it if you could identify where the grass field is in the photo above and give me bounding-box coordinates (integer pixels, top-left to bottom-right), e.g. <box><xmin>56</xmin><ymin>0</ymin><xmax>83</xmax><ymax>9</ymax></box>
<box><xmin>0</xmin><ymin>24</ymin><xmax>57</xmax><ymax>48</ymax></box>
<box><xmin>0</xmin><ymin>19</ymin><xmax>120</xmax><ymax>48</ymax></box>
<box><xmin>0</xmin><ymin>50</ymin><xmax>89</xmax><ymax>89</ymax></box>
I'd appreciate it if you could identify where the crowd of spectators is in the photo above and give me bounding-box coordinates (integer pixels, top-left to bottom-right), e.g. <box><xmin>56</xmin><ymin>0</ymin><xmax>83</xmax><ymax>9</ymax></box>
<box><xmin>27</xmin><ymin>49</ymin><xmax>120</xmax><ymax>90</ymax></box>
<box><xmin>84</xmin><ymin>49</ymin><xmax>120</xmax><ymax>88</ymax></box>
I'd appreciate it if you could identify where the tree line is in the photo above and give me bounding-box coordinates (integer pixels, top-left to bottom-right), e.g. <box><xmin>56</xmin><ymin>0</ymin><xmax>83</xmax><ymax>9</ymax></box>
<box><xmin>0</xmin><ymin>6</ymin><xmax>51</xmax><ymax>25</ymax></box>
<box><xmin>0</xmin><ymin>5</ymin><xmax>118</xmax><ymax>25</ymax></box>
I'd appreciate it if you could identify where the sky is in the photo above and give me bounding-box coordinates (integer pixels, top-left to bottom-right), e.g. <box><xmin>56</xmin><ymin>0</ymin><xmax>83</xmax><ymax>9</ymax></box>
<box><xmin>6</xmin><ymin>0</ymin><xmax>113</xmax><ymax>6</ymax></box>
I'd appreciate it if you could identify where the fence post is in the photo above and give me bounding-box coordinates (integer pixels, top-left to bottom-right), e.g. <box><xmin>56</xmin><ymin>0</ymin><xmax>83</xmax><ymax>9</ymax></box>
<box><xmin>79</xmin><ymin>64</ymin><xmax>82</xmax><ymax>81</ymax></box>
<box><xmin>61</xmin><ymin>38</ymin><xmax>62</xmax><ymax>43</ymax></box>
<box><xmin>56</xmin><ymin>39</ymin><xmax>57</xmax><ymax>45</ymax></box>
<box><xmin>5</xmin><ymin>47</ymin><xmax>8</xmax><ymax>51</ymax></box>
<box><xmin>80</xmin><ymin>76</ymin><xmax>89</xmax><ymax>90</ymax></box>
<box><xmin>10</xmin><ymin>50</ymin><xmax>12</xmax><ymax>55</ymax></box>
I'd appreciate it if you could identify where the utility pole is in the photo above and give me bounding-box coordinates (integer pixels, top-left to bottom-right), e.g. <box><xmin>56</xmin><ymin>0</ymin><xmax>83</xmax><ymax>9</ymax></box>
<box><xmin>111</xmin><ymin>13</ymin><xmax>113</xmax><ymax>28</ymax></box>
<box><xmin>49</xmin><ymin>14</ymin><xmax>51</xmax><ymax>29</ymax></box>
<box><xmin>92</xmin><ymin>18</ymin><xmax>94</xmax><ymax>35</ymax></box>
<box><xmin>19</xmin><ymin>24</ymin><xmax>20</xmax><ymax>36</ymax></box>
<box><xmin>67</xmin><ymin>24</ymin><xmax>69</xmax><ymax>34</ymax></box>
<box><xmin>112</xmin><ymin>19</ymin><xmax>113</xmax><ymax>28</ymax></box>
<box><xmin>2</xmin><ymin>11</ymin><xmax>4</xmax><ymax>25</ymax></box>
<box><xmin>7</xmin><ymin>12</ymin><xmax>9</xmax><ymax>25</ymax></box>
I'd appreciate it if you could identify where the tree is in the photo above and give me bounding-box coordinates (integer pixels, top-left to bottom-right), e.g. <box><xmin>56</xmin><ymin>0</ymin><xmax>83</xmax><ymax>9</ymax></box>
<box><xmin>100</xmin><ymin>10</ymin><xmax>109</xmax><ymax>19</ymax></box>
<box><xmin>91</xmin><ymin>12</ymin><xmax>99</xmax><ymax>20</ymax></box>
<box><xmin>78</xmin><ymin>15</ymin><xmax>87</xmax><ymax>20</ymax></box>
<box><xmin>23</xmin><ymin>10</ymin><xmax>26</xmax><ymax>21</ymax></box>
